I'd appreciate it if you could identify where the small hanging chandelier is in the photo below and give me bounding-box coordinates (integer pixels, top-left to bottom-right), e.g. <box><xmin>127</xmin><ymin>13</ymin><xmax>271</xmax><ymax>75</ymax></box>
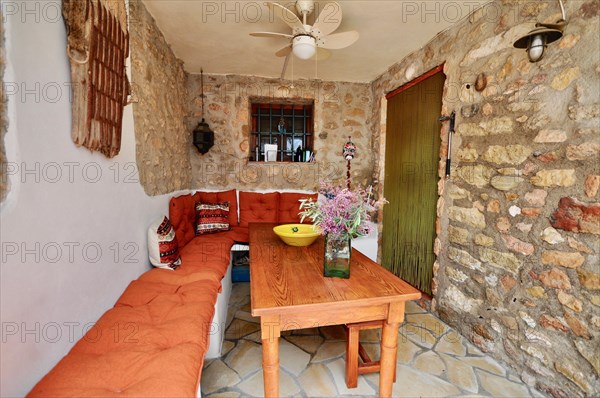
<box><xmin>193</xmin><ymin>69</ymin><xmax>215</xmax><ymax>154</ymax></box>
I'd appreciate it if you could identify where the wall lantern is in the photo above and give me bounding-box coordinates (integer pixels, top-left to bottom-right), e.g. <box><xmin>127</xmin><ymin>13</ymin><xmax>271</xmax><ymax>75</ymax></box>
<box><xmin>193</xmin><ymin>69</ymin><xmax>214</xmax><ymax>154</ymax></box>
<box><xmin>513</xmin><ymin>0</ymin><xmax>567</xmax><ymax>62</ymax></box>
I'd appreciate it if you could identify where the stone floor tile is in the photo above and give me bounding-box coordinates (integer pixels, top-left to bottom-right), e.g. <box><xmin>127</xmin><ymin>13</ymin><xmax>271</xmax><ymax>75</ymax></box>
<box><xmin>509</xmin><ymin>372</ymin><xmax>522</xmax><ymax>382</ymax></box>
<box><xmin>396</xmin><ymin>336</ymin><xmax>422</xmax><ymax>364</ymax></box>
<box><xmin>201</xmin><ymin>360</ymin><xmax>241</xmax><ymax>395</ymax></box>
<box><xmin>406</xmin><ymin>300</ymin><xmax>427</xmax><ymax>314</ymax></box>
<box><xmin>242</xmin><ymin>331</ymin><xmax>263</xmax><ymax>344</ymax></box>
<box><xmin>282</xmin><ymin>327</ymin><xmax>320</xmax><ymax>336</ymax></box>
<box><xmin>440</xmin><ymin>353</ymin><xmax>479</xmax><ymax>393</ymax></box>
<box><xmin>406</xmin><ymin>313</ymin><xmax>449</xmax><ymax>337</ymax></box>
<box><xmin>326</xmin><ymin>358</ymin><xmax>376</xmax><ymax>396</ymax></box>
<box><xmin>312</xmin><ymin>341</ymin><xmax>346</xmax><ymax>363</ymax></box>
<box><xmin>320</xmin><ymin>324</ymin><xmax>347</xmax><ymax>340</ymax></box>
<box><xmin>229</xmin><ymin>283</ymin><xmax>251</xmax><ymax>306</ymax></box>
<box><xmin>436</xmin><ymin>330</ymin><xmax>467</xmax><ymax>356</ymax></box>
<box><xmin>221</xmin><ymin>340</ymin><xmax>235</xmax><ymax>357</ymax></box>
<box><xmin>413</xmin><ymin>351</ymin><xmax>447</xmax><ymax>376</ymax></box>
<box><xmin>391</xmin><ymin>364</ymin><xmax>462</xmax><ymax>397</ymax></box>
<box><xmin>225</xmin><ymin>311</ymin><xmax>235</xmax><ymax>331</ymax></box>
<box><xmin>298</xmin><ymin>363</ymin><xmax>338</xmax><ymax>397</ymax></box>
<box><xmin>285</xmin><ymin>334</ymin><xmax>324</xmax><ymax>354</ymax></box>
<box><xmin>361</xmin><ymin>343</ymin><xmax>380</xmax><ymax>362</ymax></box>
<box><xmin>237</xmin><ymin>370</ymin><xmax>301</xmax><ymax>397</ymax></box>
<box><xmin>234</xmin><ymin>307</ymin><xmax>260</xmax><ymax>324</ymax></box>
<box><xmin>477</xmin><ymin>369</ymin><xmax>532</xmax><ymax>397</ymax></box>
<box><xmin>462</xmin><ymin>355</ymin><xmax>506</xmax><ymax>376</ymax></box>
<box><xmin>360</xmin><ymin>328</ymin><xmax>381</xmax><ymax>343</ymax></box>
<box><xmin>224</xmin><ymin>340</ymin><xmax>263</xmax><ymax>379</ymax></box>
<box><xmin>400</xmin><ymin>323</ymin><xmax>438</xmax><ymax>349</ymax></box>
<box><xmin>280</xmin><ymin>339</ymin><xmax>311</xmax><ymax>376</ymax></box>
<box><xmin>468</xmin><ymin>344</ymin><xmax>485</xmax><ymax>356</ymax></box>
<box><xmin>225</xmin><ymin>319</ymin><xmax>261</xmax><ymax>340</ymax></box>
<box><xmin>206</xmin><ymin>392</ymin><xmax>240</xmax><ymax>398</ymax></box>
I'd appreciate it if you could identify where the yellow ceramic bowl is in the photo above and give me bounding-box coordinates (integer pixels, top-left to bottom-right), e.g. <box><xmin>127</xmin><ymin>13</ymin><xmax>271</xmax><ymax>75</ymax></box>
<box><xmin>273</xmin><ymin>224</ymin><xmax>321</xmax><ymax>247</ymax></box>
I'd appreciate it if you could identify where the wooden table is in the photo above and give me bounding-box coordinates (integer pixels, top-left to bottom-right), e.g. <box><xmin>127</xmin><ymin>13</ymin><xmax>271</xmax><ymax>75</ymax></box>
<box><xmin>250</xmin><ymin>223</ymin><xmax>421</xmax><ymax>397</ymax></box>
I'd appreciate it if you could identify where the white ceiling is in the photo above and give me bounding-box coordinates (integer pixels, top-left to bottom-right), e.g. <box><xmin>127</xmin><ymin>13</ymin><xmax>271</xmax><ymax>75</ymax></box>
<box><xmin>141</xmin><ymin>1</ymin><xmax>487</xmax><ymax>83</ymax></box>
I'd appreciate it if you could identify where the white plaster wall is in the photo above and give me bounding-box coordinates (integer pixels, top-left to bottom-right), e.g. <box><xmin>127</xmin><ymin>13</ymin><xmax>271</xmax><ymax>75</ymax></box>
<box><xmin>0</xmin><ymin>3</ymin><xmax>175</xmax><ymax>395</ymax></box>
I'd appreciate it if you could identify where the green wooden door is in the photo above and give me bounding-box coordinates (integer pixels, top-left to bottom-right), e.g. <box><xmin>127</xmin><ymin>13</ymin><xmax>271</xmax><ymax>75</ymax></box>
<box><xmin>382</xmin><ymin>71</ymin><xmax>445</xmax><ymax>295</ymax></box>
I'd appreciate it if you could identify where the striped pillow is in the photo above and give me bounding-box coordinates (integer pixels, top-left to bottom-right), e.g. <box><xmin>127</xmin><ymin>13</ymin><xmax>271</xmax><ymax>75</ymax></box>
<box><xmin>148</xmin><ymin>216</ymin><xmax>181</xmax><ymax>270</ymax></box>
<box><xmin>195</xmin><ymin>202</ymin><xmax>231</xmax><ymax>235</ymax></box>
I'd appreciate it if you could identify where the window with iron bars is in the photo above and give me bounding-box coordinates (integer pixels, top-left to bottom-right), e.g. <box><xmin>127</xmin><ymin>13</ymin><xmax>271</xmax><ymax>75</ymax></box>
<box><xmin>249</xmin><ymin>101</ymin><xmax>314</xmax><ymax>162</ymax></box>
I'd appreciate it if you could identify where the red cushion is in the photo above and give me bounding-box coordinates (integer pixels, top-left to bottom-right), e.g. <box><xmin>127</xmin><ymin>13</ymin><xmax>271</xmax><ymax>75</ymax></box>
<box><xmin>278</xmin><ymin>192</ymin><xmax>318</xmax><ymax>224</ymax></box>
<box><xmin>239</xmin><ymin>191</ymin><xmax>280</xmax><ymax>227</ymax></box>
<box><xmin>195</xmin><ymin>202</ymin><xmax>230</xmax><ymax>235</ymax></box>
<box><xmin>194</xmin><ymin>189</ymin><xmax>238</xmax><ymax>225</ymax></box>
<box><xmin>169</xmin><ymin>194</ymin><xmax>196</xmax><ymax>248</ymax></box>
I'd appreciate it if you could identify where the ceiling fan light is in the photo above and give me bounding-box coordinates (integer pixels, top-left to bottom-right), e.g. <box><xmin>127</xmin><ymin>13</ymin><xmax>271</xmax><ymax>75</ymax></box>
<box><xmin>293</xmin><ymin>35</ymin><xmax>316</xmax><ymax>60</ymax></box>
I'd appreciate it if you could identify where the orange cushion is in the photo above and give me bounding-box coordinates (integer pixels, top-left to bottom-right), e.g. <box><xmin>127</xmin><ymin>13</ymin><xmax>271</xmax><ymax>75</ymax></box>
<box><xmin>169</xmin><ymin>194</ymin><xmax>196</xmax><ymax>248</ymax></box>
<box><xmin>194</xmin><ymin>189</ymin><xmax>238</xmax><ymax>225</ymax></box>
<box><xmin>227</xmin><ymin>226</ymin><xmax>249</xmax><ymax>243</ymax></box>
<box><xmin>239</xmin><ymin>191</ymin><xmax>279</xmax><ymax>227</ymax></box>
<box><xmin>278</xmin><ymin>192</ymin><xmax>318</xmax><ymax>224</ymax></box>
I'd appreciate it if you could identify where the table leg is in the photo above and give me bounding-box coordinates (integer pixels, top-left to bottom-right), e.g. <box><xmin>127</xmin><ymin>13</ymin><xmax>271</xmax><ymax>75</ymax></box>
<box><xmin>262</xmin><ymin>337</ymin><xmax>279</xmax><ymax>397</ymax></box>
<box><xmin>379</xmin><ymin>302</ymin><xmax>404</xmax><ymax>398</ymax></box>
<box><xmin>261</xmin><ymin>316</ymin><xmax>280</xmax><ymax>398</ymax></box>
<box><xmin>379</xmin><ymin>320</ymin><xmax>399</xmax><ymax>397</ymax></box>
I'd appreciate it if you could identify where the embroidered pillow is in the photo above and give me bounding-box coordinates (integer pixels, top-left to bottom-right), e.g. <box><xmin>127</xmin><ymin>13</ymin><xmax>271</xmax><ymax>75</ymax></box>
<box><xmin>195</xmin><ymin>202</ymin><xmax>231</xmax><ymax>235</ymax></box>
<box><xmin>148</xmin><ymin>216</ymin><xmax>181</xmax><ymax>270</ymax></box>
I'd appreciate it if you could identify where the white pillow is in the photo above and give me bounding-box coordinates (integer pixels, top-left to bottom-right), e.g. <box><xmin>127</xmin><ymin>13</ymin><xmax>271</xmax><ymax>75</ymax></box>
<box><xmin>148</xmin><ymin>216</ymin><xmax>181</xmax><ymax>270</ymax></box>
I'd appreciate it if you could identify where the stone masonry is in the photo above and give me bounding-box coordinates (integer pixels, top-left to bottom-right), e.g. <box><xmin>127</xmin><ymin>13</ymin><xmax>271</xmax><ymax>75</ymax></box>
<box><xmin>371</xmin><ymin>1</ymin><xmax>599</xmax><ymax>397</ymax></box>
<box><xmin>129</xmin><ymin>0</ymin><xmax>192</xmax><ymax>195</ymax></box>
<box><xmin>186</xmin><ymin>74</ymin><xmax>374</xmax><ymax>191</ymax></box>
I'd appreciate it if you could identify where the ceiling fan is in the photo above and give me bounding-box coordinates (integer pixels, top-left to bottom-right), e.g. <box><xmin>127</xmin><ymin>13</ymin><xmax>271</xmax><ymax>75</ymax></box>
<box><xmin>250</xmin><ymin>0</ymin><xmax>359</xmax><ymax>64</ymax></box>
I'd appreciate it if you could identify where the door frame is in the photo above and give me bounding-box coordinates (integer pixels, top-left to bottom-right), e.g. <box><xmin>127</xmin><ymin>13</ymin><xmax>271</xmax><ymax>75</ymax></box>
<box><xmin>377</xmin><ymin>64</ymin><xmax>446</xmax><ymax>298</ymax></box>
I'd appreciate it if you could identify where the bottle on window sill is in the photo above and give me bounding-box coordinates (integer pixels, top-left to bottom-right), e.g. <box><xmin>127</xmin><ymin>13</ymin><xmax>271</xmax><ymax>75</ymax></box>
<box><xmin>295</xmin><ymin>146</ymin><xmax>302</xmax><ymax>162</ymax></box>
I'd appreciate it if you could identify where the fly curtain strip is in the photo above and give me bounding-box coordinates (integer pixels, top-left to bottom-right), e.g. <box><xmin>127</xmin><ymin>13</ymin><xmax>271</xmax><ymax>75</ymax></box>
<box><xmin>63</xmin><ymin>0</ymin><xmax>129</xmax><ymax>158</ymax></box>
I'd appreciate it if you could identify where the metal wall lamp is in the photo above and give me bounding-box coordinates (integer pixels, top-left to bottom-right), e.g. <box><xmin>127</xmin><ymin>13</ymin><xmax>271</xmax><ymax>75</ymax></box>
<box><xmin>193</xmin><ymin>69</ymin><xmax>214</xmax><ymax>154</ymax></box>
<box><xmin>513</xmin><ymin>0</ymin><xmax>567</xmax><ymax>62</ymax></box>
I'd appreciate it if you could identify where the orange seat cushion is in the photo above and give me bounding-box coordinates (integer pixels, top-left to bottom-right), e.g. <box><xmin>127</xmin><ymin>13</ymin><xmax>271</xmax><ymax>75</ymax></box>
<box><xmin>278</xmin><ymin>192</ymin><xmax>318</xmax><ymax>224</ymax></box>
<box><xmin>194</xmin><ymin>189</ymin><xmax>238</xmax><ymax>226</ymax></box>
<box><xmin>238</xmin><ymin>191</ymin><xmax>280</xmax><ymax>227</ymax></box>
<box><xmin>169</xmin><ymin>194</ymin><xmax>197</xmax><ymax>248</ymax></box>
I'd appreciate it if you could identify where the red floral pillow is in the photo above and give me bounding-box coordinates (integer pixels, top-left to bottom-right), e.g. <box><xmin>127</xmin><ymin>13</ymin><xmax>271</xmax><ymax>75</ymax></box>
<box><xmin>195</xmin><ymin>202</ymin><xmax>231</xmax><ymax>235</ymax></box>
<box><xmin>148</xmin><ymin>216</ymin><xmax>181</xmax><ymax>270</ymax></box>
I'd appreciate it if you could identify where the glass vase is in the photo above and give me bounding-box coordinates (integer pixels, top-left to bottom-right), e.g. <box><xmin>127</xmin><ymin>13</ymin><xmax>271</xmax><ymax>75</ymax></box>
<box><xmin>324</xmin><ymin>234</ymin><xmax>351</xmax><ymax>278</ymax></box>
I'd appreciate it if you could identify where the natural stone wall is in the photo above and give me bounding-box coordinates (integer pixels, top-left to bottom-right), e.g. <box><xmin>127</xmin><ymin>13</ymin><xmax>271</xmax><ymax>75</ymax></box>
<box><xmin>372</xmin><ymin>1</ymin><xmax>599</xmax><ymax>397</ymax></box>
<box><xmin>0</xmin><ymin>16</ymin><xmax>8</xmax><ymax>202</ymax></box>
<box><xmin>186</xmin><ymin>74</ymin><xmax>374</xmax><ymax>191</ymax></box>
<box><xmin>129</xmin><ymin>0</ymin><xmax>191</xmax><ymax>195</ymax></box>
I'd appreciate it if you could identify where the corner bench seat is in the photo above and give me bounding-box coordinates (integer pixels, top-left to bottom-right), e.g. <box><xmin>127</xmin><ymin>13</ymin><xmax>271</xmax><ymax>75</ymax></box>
<box><xmin>29</xmin><ymin>190</ymin><xmax>315</xmax><ymax>397</ymax></box>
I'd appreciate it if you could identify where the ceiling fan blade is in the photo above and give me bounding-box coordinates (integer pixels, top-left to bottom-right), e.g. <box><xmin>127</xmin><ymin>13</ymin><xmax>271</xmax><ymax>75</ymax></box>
<box><xmin>319</xmin><ymin>30</ymin><xmax>359</xmax><ymax>50</ymax></box>
<box><xmin>267</xmin><ymin>2</ymin><xmax>305</xmax><ymax>32</ymax></box>
<box><xmin>316</xmin><ymin>47</ymin><xmax>331</xmax><ymax>61</ymax></box>
<box><xmin>250</xmin><ymin>31</ymin><xmax>293</xmax><ymax>39</ymax></box>
<box><xmin>275</xmin><ymin>44</ymin><xmax>292</xmax><ymax>57</ymax></box>
<box><xmin>312</xmin><ymin>1</ymin><xmax>342</xmax><ymax>37</ymax></box>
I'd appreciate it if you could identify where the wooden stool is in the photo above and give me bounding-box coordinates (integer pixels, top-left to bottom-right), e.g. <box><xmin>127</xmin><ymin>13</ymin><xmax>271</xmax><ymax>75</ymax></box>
<box><xmin>345</xmin><ymin>320</ymin><xmax>397</xmax><ymax>388</ymax></box>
